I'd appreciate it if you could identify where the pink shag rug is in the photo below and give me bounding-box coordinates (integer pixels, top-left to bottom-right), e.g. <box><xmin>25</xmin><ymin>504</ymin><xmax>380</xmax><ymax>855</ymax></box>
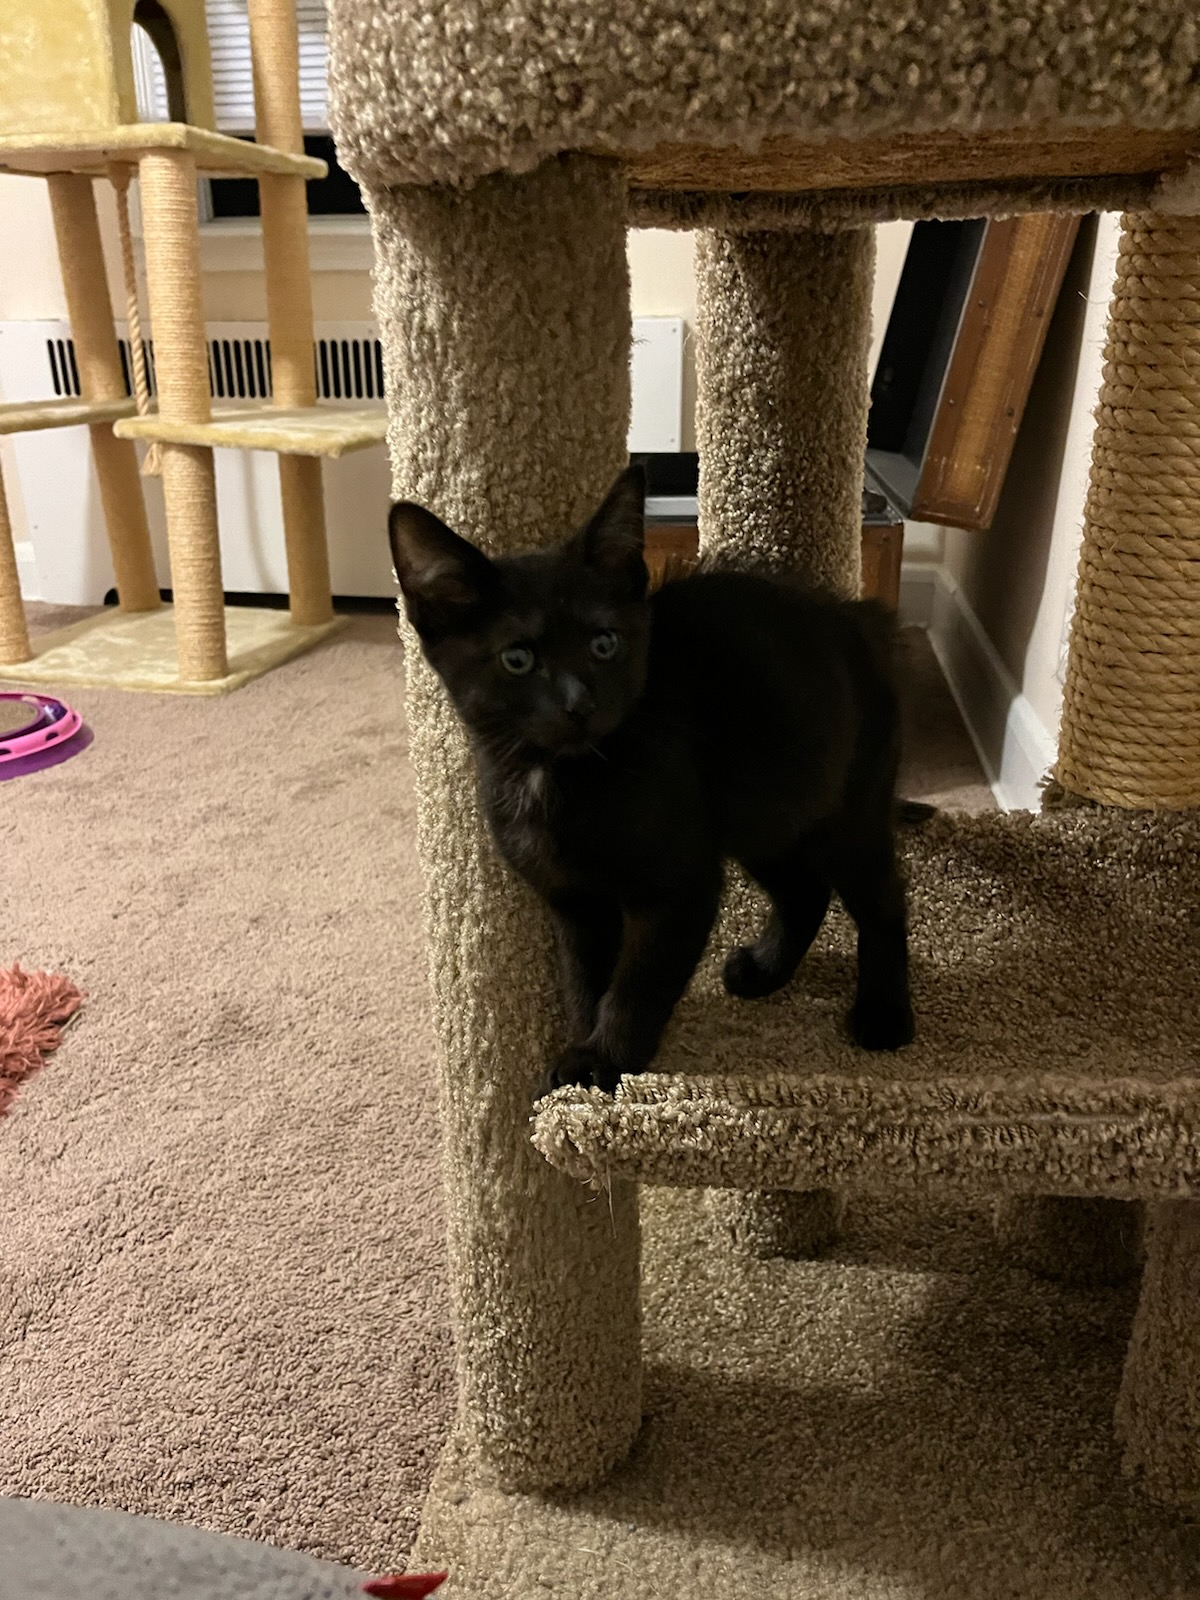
<box><xmin>0</xmin><ymin>963</ymin><xmax>84</xmax><ymax>1118</ymax></box>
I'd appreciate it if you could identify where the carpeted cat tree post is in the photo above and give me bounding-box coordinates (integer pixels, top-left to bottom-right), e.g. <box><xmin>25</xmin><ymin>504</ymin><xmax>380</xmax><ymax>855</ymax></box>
<box><xmin>364</xmin><ymin>158</ymin><xmax>643</xmax><ymax>1491</ymax></box>
<box><xmin>696</xmin><ymin>226</ymin><xmax>873</xmax><ymax>1259</ymax></box>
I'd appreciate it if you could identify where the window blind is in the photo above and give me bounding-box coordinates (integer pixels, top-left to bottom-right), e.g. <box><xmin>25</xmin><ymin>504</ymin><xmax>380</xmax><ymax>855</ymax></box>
<box><xmin>131</xmin><ymin>0</ymin><xmax>330</xmax><ymax>132</ymax></box>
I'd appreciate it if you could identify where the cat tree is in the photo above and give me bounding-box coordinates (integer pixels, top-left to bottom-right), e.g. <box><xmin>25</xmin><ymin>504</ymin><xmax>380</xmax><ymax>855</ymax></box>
<box><xmin>0</xmin><ymin>0</ymin><xmax>385</xmax><ymax>692</ymax></box>
<box><xmin>328</xmin><ymin>0</ymin><xmax>1200</xmax><ymax>1533</ymax></box>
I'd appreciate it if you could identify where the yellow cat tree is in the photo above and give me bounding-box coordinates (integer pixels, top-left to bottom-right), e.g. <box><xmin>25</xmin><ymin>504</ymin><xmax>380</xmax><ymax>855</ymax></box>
<box><xmin>0</xmin><ymin>0</ymin><xmax>386</xmax><ymax>692</ymax></box>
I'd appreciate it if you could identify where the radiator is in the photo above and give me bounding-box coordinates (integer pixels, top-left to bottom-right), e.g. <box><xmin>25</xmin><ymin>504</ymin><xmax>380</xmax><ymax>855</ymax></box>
<box><xmin>1</xmin><ymin>317</ymin><xmax>683</xmax><ymax>605</ymax></box>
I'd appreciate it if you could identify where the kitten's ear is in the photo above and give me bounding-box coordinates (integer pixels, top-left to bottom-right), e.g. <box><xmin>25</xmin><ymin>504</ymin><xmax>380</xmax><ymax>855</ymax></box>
<box><xmin>575</xmin><ymin>466</ymin><xmax>647</xmax><ymax>596</ymax></box>
<box><xmin>388</xmin><ymin>502</ymin><xmax>499</xmax><ymax>635</ymax></box>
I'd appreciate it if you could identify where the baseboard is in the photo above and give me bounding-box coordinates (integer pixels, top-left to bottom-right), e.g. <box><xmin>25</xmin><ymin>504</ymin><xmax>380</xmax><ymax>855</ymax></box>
<box><xmin>15</xmin><ymin>540</ymin><xmax>39</xmax><ymax>603</ymax></box>
<box><xmin>897</xmin><ymin>563</ymin><xmax>938</xmax><ymax>629</ymax></box>
<box><xmin>922</xmin><ymin>567</ymin><xmax>1058</xmax><ymax>812</ymax></box>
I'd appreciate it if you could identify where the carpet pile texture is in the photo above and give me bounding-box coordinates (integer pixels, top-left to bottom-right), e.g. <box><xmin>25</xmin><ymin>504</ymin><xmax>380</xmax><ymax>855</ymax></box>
<box><xmin>1</xmin><ymin>609</ymin><xmax>448</xmax><ymax>1570</ymax></box>
<box><xmin>327</xmin><ymin>0</ymin><xmax>1200</xmax><ymax>191</ymax></box>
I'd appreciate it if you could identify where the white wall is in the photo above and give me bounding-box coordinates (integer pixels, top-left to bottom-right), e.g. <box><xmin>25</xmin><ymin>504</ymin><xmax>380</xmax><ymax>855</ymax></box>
<box><xmin>930</xmin><ymin>214</ymin><xmax>1120</xmax><ymax>808</ymax></box>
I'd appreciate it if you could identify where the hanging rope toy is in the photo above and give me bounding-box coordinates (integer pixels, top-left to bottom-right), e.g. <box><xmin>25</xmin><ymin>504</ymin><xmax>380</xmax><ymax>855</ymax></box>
<box><xmin>109</xmin><ymin>162</ymin><xmax>162</xmax><ymax>478</ymax></box>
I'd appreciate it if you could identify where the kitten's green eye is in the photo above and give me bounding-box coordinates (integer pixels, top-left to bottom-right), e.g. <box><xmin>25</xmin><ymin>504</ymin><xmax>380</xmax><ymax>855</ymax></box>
<box><xmin>590</xmin><ymin>629</ymin><xmax>620</xmax><ymax>661</ymax></box>
<box><xmin>500</xmin><ymin>645</ymin><xmax>536</xmax><ymax>676</ymax></box>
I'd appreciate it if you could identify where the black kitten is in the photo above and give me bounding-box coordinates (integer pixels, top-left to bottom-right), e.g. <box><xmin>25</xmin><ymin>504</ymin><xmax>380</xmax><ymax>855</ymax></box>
<box><xmin>389</xmin><ymin>467</ymin><xmax>914</xmax><ymax>1096</ymax></box>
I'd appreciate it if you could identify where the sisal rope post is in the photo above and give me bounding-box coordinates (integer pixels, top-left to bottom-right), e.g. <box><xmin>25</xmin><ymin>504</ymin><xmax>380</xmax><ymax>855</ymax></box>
<box><xmin>247</xmin><ymin>0</ymin><xmax>334</xmax><ymax>627</ymax></box>
<box><xmin>1056</xmin><ymin>212</ymin><xmax>1200</xmax><ymax>807</ymax></box>
<box><xmin>0</xmin><ymin>466</ymin><xmax>32</xmax><ymax>666</ymax></box>
<box><xmin>137</xmin><ymin>151</ymin><xmax>227</xmax><ymax>682</ymax></box>
<box><xmin>45</xmin><ymin>173</ymin><xmax>159</xmax><ymax>615</ymax></box>
<box><xmin>696</xmin><ymin>226</ymin><xmax>874</xmax><ymax>1260</ymax></box>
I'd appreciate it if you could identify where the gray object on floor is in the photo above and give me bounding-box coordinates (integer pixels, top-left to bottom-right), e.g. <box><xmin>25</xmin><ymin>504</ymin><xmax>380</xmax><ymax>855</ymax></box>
<box><xmin>0</xmin><ymin>1498</ymin><xmax>364</xmax><ymax>1600</ymax></box>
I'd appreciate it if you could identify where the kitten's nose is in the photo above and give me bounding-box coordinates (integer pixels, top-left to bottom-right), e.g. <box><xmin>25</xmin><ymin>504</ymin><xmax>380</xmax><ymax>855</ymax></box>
<box><xmin>561</xmin><ymin>675</ymin><xmax>594</xmax><ymax>718</ymax></box>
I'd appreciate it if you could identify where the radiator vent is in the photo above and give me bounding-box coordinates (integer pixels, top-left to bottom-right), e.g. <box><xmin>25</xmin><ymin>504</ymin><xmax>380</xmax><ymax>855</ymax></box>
<box><xmin>45</xmin><ymin>334</ymin><xmax>385</xmax><ymax>404</ymax></box>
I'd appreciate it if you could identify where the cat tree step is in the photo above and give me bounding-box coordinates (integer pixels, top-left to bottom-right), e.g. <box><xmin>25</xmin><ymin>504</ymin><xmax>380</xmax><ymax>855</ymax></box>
<box><xmin>532</xmin><ymin>810</ymin><xmax>1200</xmax><ymax>1200</ymax></box>
<box><xmin>0</xmin><ymin>398</ymin><xmax>134</xmax><ymax>435</ymax></box>
<box><xmin>0</xmin><ymin>125</ymin><xmax>325</xmax><ymax>181</ymax></box>
<box><xmin>115</xmin><ymin>403</ymin><xmax>387</xmax><ymax>458</ymax></box>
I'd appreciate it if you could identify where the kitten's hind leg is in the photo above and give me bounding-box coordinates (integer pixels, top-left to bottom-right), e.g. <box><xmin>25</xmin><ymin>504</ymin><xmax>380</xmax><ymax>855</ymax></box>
<box><xmin>830</xmin><ymin>833</ymin><xmax>914</xmax><ymax>1051</ymax></box>
<box><xmin>723</xmin><ymin>855</ymin><xmax>832</xmax><ymax>1000</ymax></box>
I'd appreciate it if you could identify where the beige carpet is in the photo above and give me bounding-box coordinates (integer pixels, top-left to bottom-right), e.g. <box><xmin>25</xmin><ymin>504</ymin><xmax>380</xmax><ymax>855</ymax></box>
<box><xmin>417</xmin><ymin>1188</ymin><xmax>1200</xmax><ymax>1599</ymax></box>
<box><xmin>0</xmin><ymin>608</ymin><xmax>449</xmax><ymax>1569</ymax></box>
<box><xmin>14</xmin><ymin>605</ymin><xmax>1170</xmax><ymax>1596</ymax></box>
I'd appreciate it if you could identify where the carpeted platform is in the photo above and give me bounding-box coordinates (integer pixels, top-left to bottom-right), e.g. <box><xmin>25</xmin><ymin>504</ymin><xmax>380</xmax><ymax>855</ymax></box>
<box><xmin>534</xmin><ymin>807</ymin><xmax>1200</xmax><ymax>1197</ymax></box>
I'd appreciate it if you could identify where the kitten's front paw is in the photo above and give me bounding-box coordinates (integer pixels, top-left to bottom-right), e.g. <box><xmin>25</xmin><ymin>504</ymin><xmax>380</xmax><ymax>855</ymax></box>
<box><xmin>540</xmin><ymin>1045</ymin><xmax>623</xmax><ymax>1098</ymax></box>
<box><xmin>722</xmin><ymin>945</ymin><xmax>792</xmax><ymax>1000</ymax></box>
<box><xmin>849</xmin><ymin>995</ymin><xmax>915</xmax><ymax>1051</ymax></box>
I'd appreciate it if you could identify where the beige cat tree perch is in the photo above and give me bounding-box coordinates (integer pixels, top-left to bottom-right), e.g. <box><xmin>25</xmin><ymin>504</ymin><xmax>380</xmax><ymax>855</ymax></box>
<box><xmin>0</xmin><ymin>0</ymin><xmax>385</xmax><ymax>692</ymax></box>
<box><xmin>326</xmin><ymin>0</ymin><xmax>1200</xmax><ymax>1576</ymax></box>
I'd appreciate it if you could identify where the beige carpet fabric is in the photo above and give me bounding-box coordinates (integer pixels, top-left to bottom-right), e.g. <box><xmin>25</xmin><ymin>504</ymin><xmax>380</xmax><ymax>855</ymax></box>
<box><xmin>533</xmin><ymin>808</ymin><xmax>1200</xmax><ymax>1197</ymax></box>
<box><xmin>414</xmin><ymin>1184</ymin><xmax>1200</xmax><ymax>1599</ymax></box>
<box><xmin>327</xmin><ymin>0</ymin><xmax>1200</xmax><ymax>191</ymax></box>
<box><xmin>0</xmin><ymin>610</ymin><xmax>449</xmax><ymax>1570</ymax></box>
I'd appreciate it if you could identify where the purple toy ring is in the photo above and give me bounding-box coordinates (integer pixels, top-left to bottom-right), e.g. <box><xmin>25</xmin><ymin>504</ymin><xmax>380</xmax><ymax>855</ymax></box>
<box><xmin>0</xmin><ymin>691</ymin><xmax>89</xmax><ymax>777</ymax></box>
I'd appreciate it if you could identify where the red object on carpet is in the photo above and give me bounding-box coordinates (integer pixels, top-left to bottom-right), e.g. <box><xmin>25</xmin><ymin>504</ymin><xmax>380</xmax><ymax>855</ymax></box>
<box><xmin>0</xmin><ymin>962</ymin><xmax>84</xmax><ymax>1117</ymax></box>
<box><xmin>363</xmin><ymin>1575</ymin><xmax>448</xmax><ymax>1598</ymax></box>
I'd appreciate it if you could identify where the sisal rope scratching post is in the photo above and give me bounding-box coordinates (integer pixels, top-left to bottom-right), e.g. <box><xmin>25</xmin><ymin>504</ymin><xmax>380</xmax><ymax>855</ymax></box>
<box><xmin>248</xmin><ymin>0</ymin><xmax>334</xmax><ymax>629</ymax></box>
<box><xmin>369</xmin><ymin>155</ymin><xmax>641</xmax><ymax>1492</ymax></box>
<box><xmin>1056</xmin><ymin>211</ymin><xmax>1200</xmax><ymax>809</ymax></box>
<box><xmin>46</xmin><ymin>174</ymin><xmax>159</xmax><ymax>615</ymax></box>
<box><xmin>0</xmin><ymin>469</ymin><xmax>31</xmax><ymax>665</ymax></box>
<box><xmin>999</xmin><ymin>215</ymin><xmax>1198</xmax><ymax>1285</ymax></box>
<box><xmin>138</xmin><ymin>151</ymin><xmax>227</xmax><ymax>684</ymax></box>
<box><xmin>696</xmin><ymin>225</ymin><xmax>873</xmax><ymax>1260</ymax></box>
